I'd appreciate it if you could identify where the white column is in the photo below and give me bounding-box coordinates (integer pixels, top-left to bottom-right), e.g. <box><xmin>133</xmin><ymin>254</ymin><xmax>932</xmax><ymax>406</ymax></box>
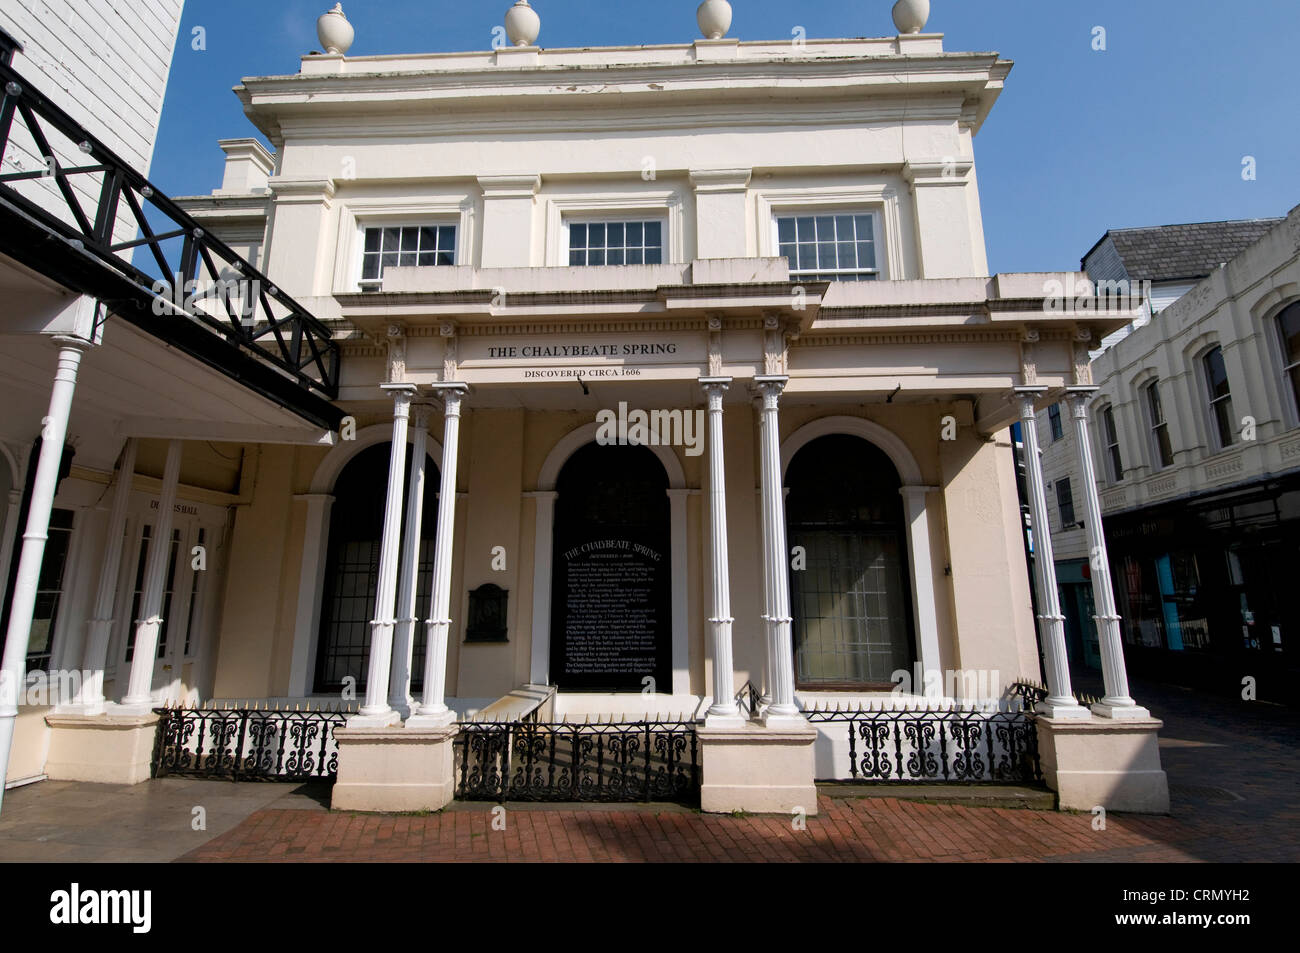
<box><xmin>1015</xmin><ymin>386</ymin><xmax>1089</xmax><ymax>719</ymax></box>
<box><xmin>702</xmin><ymin>378</ymin><xmax>744</xmax><ymax>725</ymax></box>
<box><xmin>119</xmin><ymin>439</ymin><xmax>183</xmax><ymax>713</ymax></box>
<box><xmin>409</xmin><ymin>384</ymin><xmax>468</xmax><ymax>727</ymax></box>
<box><xmin>899</xmin><ymin>485</ymin><xmax>945</xmax><ymax>698</ymax></box>
<box><xmin>389</xmin><ymin>406</ymin><xmax>430</xmax><ymax>715</ymax></box>
<box><xmin>351</xmin><ymin>384</ymin><xmax>417</xmax><ymax>727</ymax></box>
<box><xmin>68</xmin><ymin>438</ymin><xmax>137</xmax><ymax>714</ymax></box>
<box><xmin>755</xmin><ymin>376</ymin><xmax>803</xmax><ymax>725</ymax></box>
<box><xmin>754</xmin><ymin>396</ymin><xmax>776</xmax><ymax>705</ymax></box>
<box><xmin>0</xmin><ymin>335</ymin><xmax>91</xmax><ymax>813</ymax></box>
<box><xmin>1066</xmin><ymin>386</ymin><xmax>1149</xmax><ymax>719</ymax></box>
<box><xmin>527</xmin><ymin>490</ymin><xmax>558</xmax><ymax>686</ymax></box>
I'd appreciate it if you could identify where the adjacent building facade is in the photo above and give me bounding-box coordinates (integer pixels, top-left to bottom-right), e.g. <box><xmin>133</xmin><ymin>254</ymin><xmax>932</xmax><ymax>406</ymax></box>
<box><xmin>1037</xmin><ymin>213</ymin><xmax>1300</xmax><ymax>703</ymax></box>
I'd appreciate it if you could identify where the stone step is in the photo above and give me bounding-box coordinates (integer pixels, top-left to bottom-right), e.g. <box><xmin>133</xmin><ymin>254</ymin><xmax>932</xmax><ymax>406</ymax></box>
<box><xmin>818</xmin><ymin>783</ymin><xmax>1056</xmax><ymax>811</ymax></box>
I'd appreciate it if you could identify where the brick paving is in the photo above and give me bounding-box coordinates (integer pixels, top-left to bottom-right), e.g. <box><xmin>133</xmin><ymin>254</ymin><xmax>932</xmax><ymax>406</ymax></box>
<box><xmin>179</xmin><ymin>677</ymin><xmax>1300</xmax><ymax>863</ymax></box>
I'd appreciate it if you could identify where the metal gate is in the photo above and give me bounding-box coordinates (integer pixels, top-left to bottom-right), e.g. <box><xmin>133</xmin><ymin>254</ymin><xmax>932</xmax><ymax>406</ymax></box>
<box><xmin>454</xmin><ymin>718</ymin><xmax>700</xmax><ymax>804</ymax></box>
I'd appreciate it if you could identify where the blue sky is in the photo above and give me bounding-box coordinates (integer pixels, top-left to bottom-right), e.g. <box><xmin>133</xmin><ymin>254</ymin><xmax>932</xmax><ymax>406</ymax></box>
<box><xmin>151</xmin><ymin>0</ymin><xmax>1299</xmax><ymax>273</ymax></box>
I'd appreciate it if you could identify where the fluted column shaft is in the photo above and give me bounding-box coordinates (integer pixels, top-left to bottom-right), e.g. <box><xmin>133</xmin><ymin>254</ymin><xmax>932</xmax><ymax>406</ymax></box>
<box><xmin>410</xmin><ymin>385</ymin><xmax>468</xmax><ymax>727</ymax></box>
<box><xmin>1015</xmin><ymin>387</ymin><xmax>1088</xmax><ymax>719</ymax></box>
<box><xmin>701</xmin><ymin>379</ymin><xmax>742</xmax><ymax>723</ymax></box>
<box><xmin>389</xmin><ymin>407</ymin><xmax>430</xmax><ymax>714</ymax></box>
<box><xmin>354</xmin><ymin>384</ymin><xmax>416</xmax><ymax>725</ymax></box>
<box><xmin>755</xmin><ymin>376</ymin><xmax>801</xmax><ymax>722</ymax></box>
<box><xmin>1066</xmin><ymin>387</ymin><xmax>1148</xmax><ymax>718</ymax></box>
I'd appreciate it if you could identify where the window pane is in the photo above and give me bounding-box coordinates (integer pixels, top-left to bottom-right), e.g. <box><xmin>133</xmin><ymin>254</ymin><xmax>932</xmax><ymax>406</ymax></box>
<box><xmin>817</xmin><ymin>243</ymin><xmax>837</xmax><ymax>269</ymax></box>
<box><xmin>588</xmin><ymin>223</ymin><xmax>605</xmax><ymax>246</ymax></box>
<box><xmin>854</xmin><ymin>214</ymin><xmax>873</xmax><ymax>240</ymax></box>
<box><xmin>607</xmin><ymin>248</ymin><xmax>625</xmax><ymax>266</ymax></box>
<box><xmin>399</xmin><ymin>252</ymin><xmax>417</xmax><ymax>267</ymax></box>
<box><xmin>857</xmin><ymin>240</ymin><xmax>876</xmax><ymax>269</ymax></box>
<box><xmin>644</xmin><ymin>221</ymin><xmax>662</xmax><ymax>247</ymax></box>
<box><xmin>795</xmin><ymin>217</ymin><xmax>815</xmax><ymax>241</ymax></box>
<box><xmin>569</xmin><ymin>249</ymin><xmax>585</xmax><ymax>266</ymax></box>
<box><xmin>569</xmin><ymin>223</ymin><xmax>587</xmax><ymax>248</ymax></box>
<box><xmin>1281</xmin><ymin>304</ymin><xmax>1300</xmax><ymax>363</ymax></box>
<box><xmin>589</xmin><ymin>249</ymin><xmax>605</xmax><ymax>266</ymax></box>
<box><xmin>438</xmin><ymin>226</ymin><xmax>457</xmax><ymax>252</ymax></box>
<box><xmin>364</xmin><ymin>228</ymin><xmax>381</xmax><ymax>253</ymax></box>
<box><xmin>382</xmin><ymin>252</ymin><xmax>399</xmax><ymax>270</ymax></box>
<box><xmin>627</xmin><ymin>247</ymin><xmax>643</xmax><ymax>265</ymax></box>
<box><xmin>361</xmin><ymin>255</ymin><xmax>380</xmax><ymax>280</ymax></box>
<box><xmin>382</xmin><ymin>228</ymin><xmax>401</xmax><ymax>253</ymax></box>
<box><xmin>837</xmin><ymin>241</ymin><xmax>856</xmax><ymax>268</ymax></box>
<box><xmin>626</xmin><ymin>221</ymin><xmax>643</xmax><ymax>245</ymax></box>
<box><xmin>607</xmin><ymin>222</ymin><xmax>625</xmax><ymax>246</ymax></box>
<box><xmin>644</xmin><ymin>247</ymin><xmax>662</xmax><ymax>265</ymax></box>
<box><xmin>815</xmin><ymin>216</ymin><xmax>836</xmax><ymax>241</ymax></box>
<box><xmin>419</xmin><ymin>227</ymin><xmax>438</xmax><ymax>252</ymax></box>
<box><xmin>400</xmin><ymin>228</ymin><xmax>419</xmax><ymax>252</ymax></box>
<box><xmin>418</xmin><ymin>251</ymin><xmax>436</xmax><ymax>267</ymax></box>
<box><xmin>1204</xmin><ymin>347</ymin><xmax>1230</xmax><ymax>399</ymax></box>
<box><xmin>777</xmin><ymin>218</ymin><xmax>796</xmax><ymax>244</ymax></box>
<box><xmin>798</xmin><ymin>244</ymin><xmax>817</xmax><ymax>270</ymax></box>
<box><xmin>435</xmin><ymin>251</ymin><xmax>454</xmax><ymax>266</ymax></box>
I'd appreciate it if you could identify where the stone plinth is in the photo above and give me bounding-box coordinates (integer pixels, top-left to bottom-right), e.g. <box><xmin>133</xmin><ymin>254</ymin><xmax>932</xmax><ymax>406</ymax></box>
<box><xmin>1037</xmin><ymin>714</ymin><xmax>1169</xmax><ymax>814</ymax></box>
<box><xmin>43</xmin><ymin>712</ymin><xmax>160</xmax><ymax>785</ymax></box>
<box><xmin>331</xmin><ymin>724</ymin><xmax>458</xmax><ymax>813</ymax></box>
<box><xmin>697</xmin><ymin>721</ymin><xmax>818</xmax><ymax>816</ymax></box>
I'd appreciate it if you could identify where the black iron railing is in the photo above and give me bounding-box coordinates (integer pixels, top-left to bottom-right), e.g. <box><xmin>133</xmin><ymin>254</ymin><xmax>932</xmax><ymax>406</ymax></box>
<box><xmin>0</xmin><ymin>61</ymin><xmax>340</xmax><ymax>405</ymax></box>
<box><xmin>152</xmin><ymin>705</ymin><xmax>349</xmax><ymax>782</ymax></box>
<box><xmin>804</xmin><ymin>702</ymin><xmax>1042</xmax><ymax>784</ymax></box>
<box><xmin>454</xmin><ymin>718</ymin><xmax>700</xmax><ymax>804</ymax></box>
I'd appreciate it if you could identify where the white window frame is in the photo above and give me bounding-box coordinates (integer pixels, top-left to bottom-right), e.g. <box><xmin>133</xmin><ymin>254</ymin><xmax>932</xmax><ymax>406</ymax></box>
<box><xmin>1098</xmin><ymin>404</ymin><xmax>1124</xmax><ymax>484</ymax></box>
<box><xmin>333</xmin><ymin>199</ymin><xmax>474</xmax><ymax>293</ymax></box>
<box><xmin>771</xmin><ymin>210</ymin><xmax>882</xmax><ymax>282</ymax></box>
<box><xmin>1142</xmin><ymin>378</ymin><xmax>1174</xmax><ymax>471</ymax></box>
<box><xmin>356</xmin><ymin>223</ymin><xmax>459</xmax><ymax>288</ymax></box>
<box><xmin>1200</xmin><ymin>345</ymin><xmax>1237</xmax><ymax>453</ymax></box>
<box><xmin>543</xmin><ymin>191</ymin><xmax>684</xmax><ymax>267</ymax></box>
<box><xmin>563</xmin><ymin>214</ymin><xmax>669</xmax><ymax>267</ymax></box>
<box><xmin>756</xmin><ymin>185</ymin><xmax>906</xmax><ymax>281</ymax></box>
<box><xmin>1273</xmin><ymin>302</ymin><xmax>1300</xmax><ymax>430</ymax></box>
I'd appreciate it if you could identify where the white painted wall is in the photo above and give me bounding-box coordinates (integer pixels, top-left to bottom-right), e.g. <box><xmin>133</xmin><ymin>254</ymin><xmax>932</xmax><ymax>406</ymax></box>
<box><xmin>0</xmin><ymin>0</ymin><xmax>185</xmax><ymax>240</ymax></box>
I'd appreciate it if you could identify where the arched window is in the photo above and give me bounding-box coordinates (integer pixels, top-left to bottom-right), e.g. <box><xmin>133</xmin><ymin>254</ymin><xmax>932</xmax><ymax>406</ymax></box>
<box><xmin>786</xmin><ymin>434</ymin><xmax>915</xmax><ymax>689</ymax></box>
<box><xmin>314</xmin><ymin>443</ymin><xmax>438</xmax><ymax>694</ymax></box>
<box><xmin>1276</xmin><ymin>301</ymin><xmax>1300</xmax><ymax>427</ymax></box>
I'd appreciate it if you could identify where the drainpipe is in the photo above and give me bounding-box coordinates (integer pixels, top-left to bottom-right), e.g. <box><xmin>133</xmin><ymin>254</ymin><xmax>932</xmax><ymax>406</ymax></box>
<box><xmin>0</xmin><ymin>334</ymin><xmax>93</xmax><ymax>814</ymax></box>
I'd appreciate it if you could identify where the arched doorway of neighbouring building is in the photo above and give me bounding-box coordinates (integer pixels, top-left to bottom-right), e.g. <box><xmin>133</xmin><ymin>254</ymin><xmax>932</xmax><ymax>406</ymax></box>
<box><xmin>785</xmin><ymin>433</ymin><xmax>916</xmax><ymax>690</ymax></box>
<box><xmin>549</xmin><ymin>442</ymin><xmax>672</xmax><ymax>692</ymax></box>
<box><xmin>313</xmin><ymin>442</ymin><xmax>439</xmax><ymax>694</ymax></box>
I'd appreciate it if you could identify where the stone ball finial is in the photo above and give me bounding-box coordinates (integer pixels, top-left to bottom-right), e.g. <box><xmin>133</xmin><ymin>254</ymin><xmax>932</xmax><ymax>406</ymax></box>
<box><xmin>317</xmin><ymin>4</ymin><xmax>355</xmax><ymax>55</ymax></box>
<box><xmin>504</xmin><ymin>1</ymin><xmax>541</xmax><ymax>48</ymax></box>
<box><xmin>697</xmin><ymin>0</ymin><xmax>733</xmax><ymax>40</ymax></box>
<box><xmin>892</xmin><ymin>0</ymin><xmax>931</xmax><ymax>35</ymax></box>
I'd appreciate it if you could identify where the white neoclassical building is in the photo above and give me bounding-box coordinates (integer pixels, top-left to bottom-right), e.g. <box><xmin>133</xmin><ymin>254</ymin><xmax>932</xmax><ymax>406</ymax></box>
<box><xmin>1</xmin><ymin>3</ymin><xmax>1169</xmax><ymax>815</ymax></box>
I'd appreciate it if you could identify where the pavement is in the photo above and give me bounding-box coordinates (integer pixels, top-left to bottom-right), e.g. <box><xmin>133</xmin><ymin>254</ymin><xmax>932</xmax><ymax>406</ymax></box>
<box><xmin>0</xmin><ymin>676</ymin><xmax>1296</xmax><ymax>863</ymax></box>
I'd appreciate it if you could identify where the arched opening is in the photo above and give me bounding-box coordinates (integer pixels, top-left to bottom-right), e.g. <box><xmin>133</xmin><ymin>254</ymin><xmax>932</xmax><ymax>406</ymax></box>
<box><xmin>313</xmin><ymin>442</ymin><xmax>439</xmax><ymax>694</ymax></box>
<box><xmin>786</xmin><ymin>434</ymin><xmax>915</xmax><ymax>689</ymax></box>
<box><xmin>549</xmin><ymin>442</ymin><xmax>671</xmax><ymax>691</ymax></box>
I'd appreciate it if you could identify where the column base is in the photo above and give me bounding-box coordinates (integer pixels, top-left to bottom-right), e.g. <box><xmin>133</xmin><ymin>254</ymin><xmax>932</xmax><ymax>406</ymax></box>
<box><xmin>1037</xmin><ymin>714</ymin><xmax>1169</xmax><ymax>814</ymax></box>
<box><xmin>703</xmin><ymin>712</ymin><xmax>749</xmax><ymax>729</ymax></box>
<box><xmin>1091</xmin><ymin>701</ymin><xmax>1152</xmax><ymax>720</ymax></box>
<box><xmin>404</xmin><ymin>709</ymin><xmax>457</xmax><ymax>729</ymax></box>
<box><xmin>331</xmin><ymin>725</ymin><xmax>459</xmax><ymax>813</ymax></box>
<box><xmin>761</xmin><ymin>709</ymin><xmax>808</xmax><ymax>730</ymax></box>
<box><xmin>697</xmin><ymin>722</ymin><xmax>818</xmax><ymax>816</ymax></box>
<box><xmin>346</xmin><ymin>709</ymin><xmax>402</xmax><ymax>729</ymax></box>
<box><xmin>43</xmin><ymin>712</ymin><xmax>160</xmax><ymax>785</ymax></box>
<box><xmin>1035</xmin><ymin>700</ymin><xmax>1092</xmax><ymax>720</ymax></box>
